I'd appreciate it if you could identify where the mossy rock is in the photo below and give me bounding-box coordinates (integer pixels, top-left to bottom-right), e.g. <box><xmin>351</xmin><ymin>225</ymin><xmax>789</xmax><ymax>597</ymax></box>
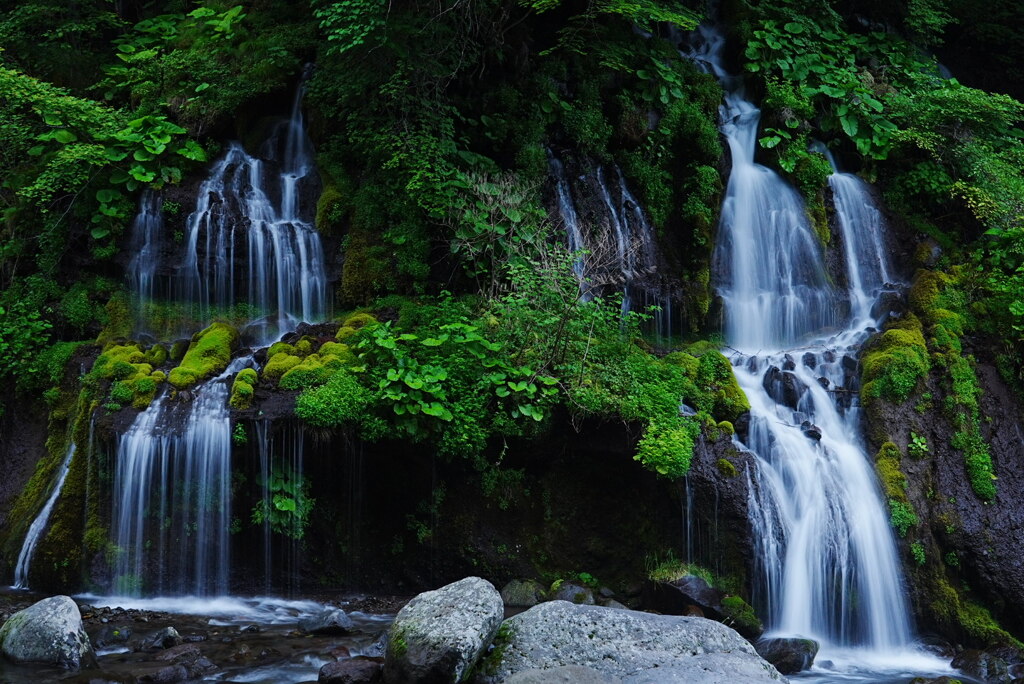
<box><xmin>315</xmin><ymin>184</ymin><xmax>346</xmax><ymax>236</ymax></box>
<box><xmin>720</xmin><ymin>595</ymin><xmax>763</xmax><ymax>639</ymax></box>
<box><xmin>95</xmin><ymin>293</ymin><xmax>131</xmax><ymax>347</ymax></box>
<box><xmin>716</xmin><ymin>458</ymin><xmax>738</xmax><ymax>478</ymax></box>
<box><xmin>92</xmin><ymin>344</ymin><xmax>165</xmax><ymax>410</ymax></box>
<box><xmin>861</xmin><ymin>316</ymin><xmax>929</xmax><ymax>404</ymax></box>
<box><xmin>143</xmin><ymin>344</ymin><xmax>168</xmax><ymax>367</ymax></box>
<box><xmin>168</xmin><ymin>322</ymin><xmax>239</xmax><ymax>389</ymax></box>
<box><xmin>279</xmin><ymin>353</ymin><xmax>346</xmax><ymax>390</ymax></box>
<box><xmin>336</xmin><ymin>312</ymin><xmax>379</xmax><ymax>341</ymax></box>
<box><xmin>874</xmin><ymin>442</ymin><xmax>908</xmax><ymax>502</ymax></box>
<box><xmin>263</xmin><ymin>352</ymin><xmax>303</xmax><ymax>381</ymax></box>
<box><xmin>663</xmin><ymin>351</ymin><xmax>699</xmax><ymax>375</ymax></box>
<box><xmin>169</xmin><ymin>340</ymin><xmax>189</xmax><ymax>362</ymax></box>
<box><xmin>229</xmin><ymin>368</ymin><xmax>258</xmax><ymax>410</ymax></box>
<box><xmin>268</xmin><ymin>341</ymin><xmax>298</xmax><ymax>358</ymax></box>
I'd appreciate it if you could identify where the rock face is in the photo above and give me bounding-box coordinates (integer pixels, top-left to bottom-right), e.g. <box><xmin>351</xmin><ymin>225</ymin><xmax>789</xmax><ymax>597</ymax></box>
<box><xmin>300</xmin><ymin>607</ymin><xmax>355</xmax><ymax>635</ymax></box>
<box><xmin>383</xmin><ymin>576</ymin><xmax>503</xmax><ymax>684</ymax></box>
<box><xmin>476</xmin><ymin>601</ymin><xmax>785</xmax><ymax>683</ymax></box>
<box><xmin>501</xmin><ymin>579</ymin><xmax>545</xmax><ymax>608</ymax></box>
<box><xmin>0</xmin><ymin>595</ymin><xmax>96</xmax><ymax>669</ymax></box>
<box><xmin>754</xmin><ymin>637</ymin><xmax>819</xmax><ymax>674</ymax></box>
<box><xmin>504</xmin><ymin>665</ymin><xmax>621</xmax><ymax>683</ymax></box>
<box><xmin>645</xmin><ymin>576</ymin><xmax>764</xmax><ymax>640</ymax></box>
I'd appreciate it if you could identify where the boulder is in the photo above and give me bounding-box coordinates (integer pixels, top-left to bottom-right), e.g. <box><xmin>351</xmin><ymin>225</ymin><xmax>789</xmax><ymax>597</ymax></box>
<box><xmin>755</xmin><ymin>637</ymin><xmax>819</xmax><ymax>674</ymax></box>
<box><xmin>645</xmin><ymin>576</ymin><xmax>763</xmax><ymax>640</ymax></box>
<box><xmin>0</xmin><ymin>595</ymin><xmax>96</xmax><ymax>669</ymax></box>
<box><xmin>383</xmin><ymin>576</ymin><xmax>503</xmax><ymax>684</ymax></box>
<box><xmin>952</xmin><ymin>647</ymin><xmax>1024</xmax><ymax>682</ymax></box>
<box><xmin>505</xmin><ymin>665</ymin><xmax>622</xmax><ymax>683</ymax></box>
<box><xmin>550</xmin><ymin>582</ymin><xmax>595</xmax><ymax>605</ymax></box>
<box><xmin>142</xmin><ymin>626</ymin><xmax>182</xmax><ymax>650</ymax></box>
<box><xmin>501</xmin><ymin>579</ymin><xmax>545</xmax><ymax>608</ymax></box>
<box><xmin>300</xmin><ymin>607</ymin><xmax>355</xmax><ymax>635</ymax></box>
<box><xmin>320</xmin><ymin>657</ymin><xmax>383</xmax><ymax>683</ymax></box>
<box><xmin>95</xmin><ymin>623</ymin><xmax>132</xmax><ymax>648</ymax></box>
<box><xmin>475</xmin><ymin>601</ymin><xmax>784</xmax><ymax>683</ymax></box>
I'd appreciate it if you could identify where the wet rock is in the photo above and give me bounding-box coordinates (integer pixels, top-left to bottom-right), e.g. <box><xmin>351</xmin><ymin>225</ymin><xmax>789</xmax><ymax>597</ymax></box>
<box><xmin>952</xmin><ymin>647</ymin><xmax>1024</xmax><ymax>682</ymax></box>
<box><xmin>300</xmin><ymin>608</ymin><xmax>355</xmax><ymax>635</ymax></box>
<box><xmin>95</xmin><ymin>623</ymin><xmax>132</xmax><ymax>647</ymax></box>
<box><xmin>646</xmin><ymin>576</ymin><xmax>724</xmax><ymax>620</ymax></box>
<box><xmin>504</xmin><ymin>665</ymin><xmax>621</xmax><ymax>683</ymax></box>
<box><xmin>141</xmin><ymin>642</ymin><xmax>215</xmax><ymax>683</ymax></box>
<box><xmin>320</xmin><ymin>657</ymin><xmax>383</xmax><ymax>683</ymax></box>
<box><xmin>802</xmin><ymin>352</ymin><xmax>817</xmax><ymax>369</ymax></box>
<box><xmin>746</xmin><ymin>356</ymin><xmax>759</xmax><ymax>374</ymax></box>
<box><xmin>383</xmin><ymin>576</ymin><xmax>503</xmax><ymax>684</ymax></box>
<box><xmin>817</xmin><ymin>377</ymin><xmax>830</xmax><ymax>390</ymax></box>
<box><xmin>0</xmin><ymin>595</ymin><xmax>97</xmax><ymax>669</ymax></box>
<box><xmin>801</xmin><ymin>421</ymin><xmax>822</xmax><ymax>441</ymax></box>
<box><xmin>142</xmin><ymin>626</ymin><xmax>182</xmax><ymax>650</ymax></box>
<box><xmin>600</xmin><ymin>599</ymin><xmax>629</xmax><ymax>610</ymax></box>
<box><xmin>782</xmin><ymin>354</ymin><xmax>796</xmax><ymax>371</ymax></box>
<box><xmin>823</xmin><ymin>350</ymin><xmax>836</xmax><ymax>363</ymax></box>
<box><xmin>501</xmin><ymin>579</ymin><xmax>545</xmax><ymax>608</ymax></box>
<box><xmin>763</xmin><ymin>367</ymin><xmax>807</xmax><ymax>410</ymax></box>
<box><xmin>754</xmin><ymin>637</ymin><xmax>819</xmax><ymax>674</ymax></box>
<box><xmin>550</xmin><ymin>582</ymin><xmax>595</xmax><ymax>605</ymax></box>
<box><xmin>475</xmin><ymin>601</ymin><xmax>784</xmax><ymax>683</ymax></box>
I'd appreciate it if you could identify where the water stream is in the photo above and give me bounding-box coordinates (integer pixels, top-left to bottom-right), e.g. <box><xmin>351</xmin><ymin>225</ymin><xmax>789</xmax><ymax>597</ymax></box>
<box><xmin>11</xmin><ymin>445</ymin><xmax>75</xmax><ymax>590</ymax></box>
<box><xmin>689</xmin><ymin>22</ymin><xmax>954</xmax><ymax>679</ymax></box>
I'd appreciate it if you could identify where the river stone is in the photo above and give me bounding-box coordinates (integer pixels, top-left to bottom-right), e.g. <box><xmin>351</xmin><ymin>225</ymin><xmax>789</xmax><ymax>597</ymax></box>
<box><xmin>755</xmin><ymin>637</ymin><xmax>819</xmax><ymax>674</ymax></box>
<box><xmin>0</xmin><ymin>595</ymin><xmax>97</xmax><ymax>669</ymax></box>
<box><xmin>142</xmin><ymin>626</ymin><xmax>182</xmax><ymax>650</ymax></box>
<box><xmin>505</xmin><ymin>665</ymin><xmax>621</xmax><ymax>683</ymax></box>
<box><xmin>501</xmin><ymin>579</ymin><xmax>545</xmax><ymax>607</ymax></box>
<box><xmin>319</xmin><ymin>657</ymin><xmax>383</xmax><ymax>683</ymax></box>
<box><xmin>550</xmin><ymin>582</ymin><xmax>595</xmax><ymax>605</ymax></box>
<box><xmin>300</xmin><ymin>607</ymin><xmax>355</xmax><ymax>635</ymax></box>
<box><xmin>383</xmin><ymin>576</ymin><xmax>503</xmax><ymax>684</ymax></box>
<box><xmin>475</xmin><ymin>601</ymin><xmax>785</xmax><ymax>683</ymax></box>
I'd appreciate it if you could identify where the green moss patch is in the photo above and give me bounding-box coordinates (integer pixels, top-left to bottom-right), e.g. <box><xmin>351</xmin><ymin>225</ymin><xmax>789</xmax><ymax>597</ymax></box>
<box><xmin>229</xmin><ymin>368</ymin><xmax>258</xmax><ymax>410</ymax></box>
<box><xmin>862</xmin><ymin>314</ymin><xmax>930</xmax><ymax>403</ymax></box>
<box><xmin>168</xmin><ymin>322</ymin><xmax>239</xmax><ymax>389</ymax></box>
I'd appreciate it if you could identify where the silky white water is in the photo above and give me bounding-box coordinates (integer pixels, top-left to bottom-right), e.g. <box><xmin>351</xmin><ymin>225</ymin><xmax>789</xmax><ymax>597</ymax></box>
<box><xmin>11</xmin><ymin>445</ymin><xmax>76</xmax><ymax>589</ymax></box>
<box><xmin>690</xmin><ymin>22</ymin><xmax>952</xmax><ymax>675</ymax></box>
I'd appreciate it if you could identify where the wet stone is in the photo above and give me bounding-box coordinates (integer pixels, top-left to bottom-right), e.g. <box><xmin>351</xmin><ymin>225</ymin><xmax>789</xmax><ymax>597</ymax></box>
<box><xmin>802</xmin><ymin>352</ymin><xmax>816</xmax><ymax>369</ymax></box>
<box><xmin>782</xmin><ymin>354</ymin><xmax>796</xmax><ymax>371</ymax></box>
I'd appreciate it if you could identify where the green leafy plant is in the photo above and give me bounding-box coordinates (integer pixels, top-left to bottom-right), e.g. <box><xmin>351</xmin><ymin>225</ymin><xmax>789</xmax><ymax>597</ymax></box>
<box><xmin>251</xmin><ymin>467</ymin><xmax>314</xmax><ymax>540</ymax></box>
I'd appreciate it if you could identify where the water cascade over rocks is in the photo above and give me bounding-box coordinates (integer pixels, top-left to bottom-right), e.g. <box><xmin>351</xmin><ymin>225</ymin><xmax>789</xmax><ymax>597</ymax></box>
<box><xmin>11</xmin><ymin>445</ymin><xmax>76</xmax><ymax>589</ymax></box>
<box><xmin>548</xmin><ymin>153</ymin><xmax>676</xmax><ymax>339</ymax></box>
<box><xmin>127</xmin><ymin>77</ymin><xmax>328</xmax><ymax>345</ymax></box>
<box><xmin>689</xmin><ymin>21</ymin><xmax>951</xmax><ymax>676</ymax></box>
<box><xmin>109</xmin><ymin>79</ymin><xmax>327</xmax><ymax>597</ymax></box>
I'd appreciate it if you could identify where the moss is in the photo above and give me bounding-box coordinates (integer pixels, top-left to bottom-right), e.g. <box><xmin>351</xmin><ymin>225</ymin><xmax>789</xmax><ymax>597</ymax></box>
<box><xmin>696</xmin><ymin>351</ymin><xmax>750</xmax><ymax>423</ymax></box>
<box><xmin>861</xmin><ymin>315</ymin><xmax>930</xmax><ymax>403</ymax></box>
<box><xmin>909</xmin><ymin>269</ymin><xmax>947</xmax><ymax>314</ymax></box>
<box><xmin>143</xmin><ymin>344</ymin><xmax>168</xmax><ymax>367</ymax></box>
<box><xmin>95</xmin><ymin>292</ymin><xmax>131</xmax><ymax>346</ymax></box>
<box><xmin>930</xmin><ymin>575</ymin><xmax>1024</xmax><ymax>648</ymax></box>
<box><xmin>720</xmin><ymin>595</ymin><xmax>763</xmax><ymax>635</ymax></box>
<box><xmin>717</xmin><ymin>420</ymin><xmax>734</xmax><ymax>435</ymax></box>
<box><xmin>315</xmin><ymin>183</ymin><xmax>345</xmax><ymax>236</ymax></box>
<box><xmin>280</xmin><ymin>353</ymin><xmax>347</xmax><ymax>390</ymax></box>
<box><xmin>91</xmin><ymin>344</ymin><xmax>164</xmax><ymax>409</ymax></box>
<box><xmin>170</xmin><ymin>340</ymin><xmax>189</xmax><ymax>362</ymax></box>
<box><xmin>229</xmin><ymin>368</ymin><xmax>258</xmax><ymax>410</ymax></box>
<box><xmin>168</xmin><ymin>322</ymin><xmax>239</xmax><ymax>389</ymax></box>
<box><xmin>268</xmin><ymin>341</ymin><xmax>298</xmax><ymax>358</ymax></box>
<box><xmin>716</xmin><ymin>458</ymin><xmax>738</xmax><ymax>478</ymax></box>
<box><xmin>663</xmin><ymin>351</ymin><xmax>699</xmax><ymax>375</ymax></box>
<box><xmin>263</xmin><ymin>352</ymin><xmax>303</xmax><ymax>382</ymax></box>
<box><xmin>344</xmin><ymin>312</ymin><xmax>377</xmax><ymax>330</ymax></box>
<box><xmin>875</xmin><ymin>442</ymin><xmax>907</xmax><ymax>501</ymax></box>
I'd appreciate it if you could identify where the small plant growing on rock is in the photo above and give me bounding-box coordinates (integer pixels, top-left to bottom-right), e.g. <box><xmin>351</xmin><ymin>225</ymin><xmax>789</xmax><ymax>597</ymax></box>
<box><xmin>911</xmin><ymin>541</ymin><xmax>926</xmax><ymax>566</ymax></box>
<box><xmin>909</xmin><ymin>431</ymin><xmax>929</xmax><ymax>458</ymax></box>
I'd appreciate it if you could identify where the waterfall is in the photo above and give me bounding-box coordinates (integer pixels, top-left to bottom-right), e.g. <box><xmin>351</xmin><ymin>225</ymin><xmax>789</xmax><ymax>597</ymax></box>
<box><xmin>112</xmin><ymin>357</ymin><xmax>252</xmax><ymax>597</ymax></box>
<box><xmin>690</xmin><ymin>22</ymin><xmax>917</xmax><ymax>654</ymax></box>
<box><xmin>548</xmin><ymin>155</ymin><xmax>669</xmax><ymax>335</ymax></box>
<box><xmin>126</xmin><ymin>78</ymin><xmax>328</xmax><ymax>344</ymax></box>
<box><xmin>12</xmin><ymin>445</ymin><xmax>76</xmax><ymax>589</ymax></box>
<box><xmin>127</xmin><ymin>192</ymin><xmax>163</xmax><ymax>335</ymax></box>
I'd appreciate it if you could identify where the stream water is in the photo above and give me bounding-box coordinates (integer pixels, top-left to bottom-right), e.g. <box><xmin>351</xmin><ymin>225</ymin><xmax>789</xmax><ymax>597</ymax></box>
<box><xmin>690</xmin><ymin>22</ymin><xmax>956</xmax><ymax>681</ymax></box>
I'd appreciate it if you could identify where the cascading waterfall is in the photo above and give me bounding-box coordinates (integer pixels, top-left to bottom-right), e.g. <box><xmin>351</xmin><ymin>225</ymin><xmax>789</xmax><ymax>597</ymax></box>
<box><xmin>690</xmin><ymin>21</ymin><xmax>924</xmax><ymax>660</ymax></box>
<box><xmin>12</xmin><ymin>444</ymin><xmax>76</xmax><ymax>589</ymax></box>
<box><xmin>113</xmin><ymin>357</ymin><xmax>252</xmax><ymax>596</ymax></box>
<box><xmin>548</xmin><ymin>154</ymin><xmax>673</xmax><ymax>337</ymax></box>
<box><xmin>110</xmin><ymin>75</ymin><xmax>329</xmax><ymax>597</ymax></box>
<box><xmin>127</xmin><ymin>192</ymin><xmax>163</xmax><ymax>334</ymax></box>
<box><xmin>127</xmin><ymin>76</ymin><xmax>328</xmax><ymax>344</ymax></box>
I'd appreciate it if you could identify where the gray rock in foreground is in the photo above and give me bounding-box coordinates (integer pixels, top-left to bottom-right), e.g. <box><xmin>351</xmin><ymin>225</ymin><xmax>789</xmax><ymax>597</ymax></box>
<box><xmin>384</xmin><ymin>576</ymin><xmax>503</xmax><ymax>684</ymax></box>
<box><xmin>300</xmin><ymin>607</ymin><xmax>355</xmax><ymax>635</ymax></box>
<box><xmin>505</xmin><ymin>664</ymin><xmax>622</xmax><ymax>683</ymax></box>
<box><xmin>0</xmin><ymin>595</ymin><xmax>96</xmax><ymax>669</ymax></box>
<box><xmin>476</xmin><ymin>600</ymin><xmax>786</xmax><ymax>683</ymax></box>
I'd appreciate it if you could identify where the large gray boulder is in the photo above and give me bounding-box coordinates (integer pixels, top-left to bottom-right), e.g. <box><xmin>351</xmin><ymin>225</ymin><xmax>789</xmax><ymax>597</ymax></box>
<box><xmin>476</xmin><ymin>601</ymin><xmax>786</xmax><ymax>684</ymax></box>
<box><xmin>384</xmin><ymin>576</ymin><xmax>503</xmax><ymax>684</ymax></box>
<box><xmin>0</xmin><ymin>595</ymin><xmax>96</xmax><ymax>669</ymax></box>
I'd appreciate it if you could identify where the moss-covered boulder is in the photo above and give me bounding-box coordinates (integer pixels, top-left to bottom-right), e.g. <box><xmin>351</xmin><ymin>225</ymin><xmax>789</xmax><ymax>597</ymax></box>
<box><xmin>168</xmin><ymin>322</ymin><xmax>239</xmax><ymax>389</ymax></box>
<box><xmin>229</xmin><ymin>368</ymin><xmax>258</xmax><ymax>410</ymax></box>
